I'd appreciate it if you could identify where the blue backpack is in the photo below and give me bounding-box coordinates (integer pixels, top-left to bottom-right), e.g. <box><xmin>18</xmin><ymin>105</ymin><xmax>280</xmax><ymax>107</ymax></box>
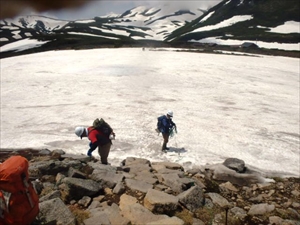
<box><xmin>157</xmin><ymin>115</ymin><xmax>165</xmax><ymax>130</ymax></box>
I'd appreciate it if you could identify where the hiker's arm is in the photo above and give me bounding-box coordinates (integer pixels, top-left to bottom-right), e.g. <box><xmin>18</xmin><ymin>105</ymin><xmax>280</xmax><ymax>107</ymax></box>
<box><xmin>87</xmin><ymin>141</ymin><xmax>98</xmax><ymax>156</ymax></box>
<box><xmin>173</xmin><ymin>123</ymin><xmax>177</xmax><ymax>133</ymax></box>
<box><xmin>170</xmin><ymin>120</ymin><xmax>177</xmax><ymax>133</ymax></box>
<box><xmin>89</xmin><ymin>141</ymin><xmax>98</xmax><ymax>151</ymax></box>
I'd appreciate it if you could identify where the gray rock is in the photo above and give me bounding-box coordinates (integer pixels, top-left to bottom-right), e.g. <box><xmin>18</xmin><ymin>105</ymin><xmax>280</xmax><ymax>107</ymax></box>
<box><xmin>248</xmin><ymin>203</ymin><xmax>275</xmax><ymax>215</ymax></box>
<box><xmin>219</xmin><ymin>181</ymin><xmax>238</xmax><ymax>192</ymax></box>
<box><xmin>125</xmin><ymin>178</ymin><xmax>153</xmax><ymax>193</ymax></box>
<box><xmin>84</xmin><ymin>209</ymin><xmax>111</xmax><ymax>225</ymax></box>
<box><xmin>144</xmin><ymin>188</ymin><xmax>179</xmax><ymax>214</ymax></box>
<box><xmin>61</xmin><ymin>153</ymin><xmax>91</xmax><ymax>163</ymax></box>
<box><xmin>113</xmin><ymin>181</ymin><xmax>126</xmax><ymax>195</ymax></box>
<box><xmin>126</xmin><ymin>164</ymin><xmax>152</xmax><ymax>174</ymax></box>
<box><xmin>55</xmin><ymin>172</ymin><xmax>66</xmax><ymax>184</ymax></box>
<box><xmin>39</xmin><ymin>198</ymin><xmax>76</xmax><ymax>225</ymax></box>
<box><xmin>207</xmin><ymin>193</ymin><xmax>231</xmax><ymax>208</ymax></box>
<box><xmin>177</xmin><ymin>185</ymin><xmax>204</xmax><ymax>212</ymax></box>
<box><xmin>103</xmin><ymin>203</ymin><xmax>131</xmax><ymax>225</ymax></box>
<box><xmin>121</xmin><ymin>202</ymin><xmax>168</xmax><ymax>225</ymax></box>
<box><xmin>68</xmin><ymin>167</ymin><xmax>87</xmax><ymax>179</ymax></box>
<box><xmin>91</xmin><ymin>169</ymin><xmax>124</xmax><ymax>189</ymax></box>
<box><xmin>192</xmin><ymin>218</ymin><xmax>205</xmax><ymax>225</ymax></box>
<box><xmin>291</xmin><ymin>190</ymin><xmax>300</xmax><ymax>197</ymax></box>
<box><xmin>119</xmin><ymin>194</ymin><xmax>138</xmax><ymax>210</ymax></box>
<box><xmin>223</xmin><ymin>158</ymin><xmax>245</xmax><ymax>173</ymax></box>
<box><xmin>39</xmin><ymin>190</ymin><xmax>61</xmax><ymax>202</ymax></box>
<box><xmin>78</xmin><ymin>196</ymin><xmax>92</xmax><ymax>207</ymax></box>
<box><xmin>206</xmin><ymin>163</ymin><xmax>265</xmax><ymax>186</ymax></box>
<box><xmin>269</xmin><ymin>216</ymin><xmax>284</xmax><ymax>225</ymax></box>
<box><xmin>159</xmin><ymin>173</ymin><xmax>184</xmax><ymax>193</ymax></box>
<box><xmin>88</xmin><ymin>199</ymin><xmax>101</xmax><ymax>209</ymax></box>
<box><xmin>122</xmin><ymin>157</ymin><xmax>151</xmax><ymax>166</ymax></box>
<box><xmin>287</xmin><ymin>208</ymin><xmax>300</xmax><ymax>219</ymax></box>
<box><xmin>230</xmin><ymin>207</ymin><xmax>247</xmax><ymax>220</ymax></box>
<box><xmin>59</xmin><ymin>177</ymin><xmax>102</xmax><ymax>201</ymax></box>
<box><xmin>145</xmin><ymin>216</ymin><xmax>184</xmax><ymax>225</ymax></box>
<box><xmin>32</xmin><ymin>180</ymin><xmax>43</xmax><ymax>194</ymax></box>
<box><xmin>29</xmin><ymin>160</ymin><xmax>68</xmax><ymax>176</ymax></box>
<box><xmin>152</xmin><ymin>161</ymin><xmax>183</xmax><ymax>170</ymax></box>
<box><xmin>134</xmin><ymin>172</ymin><xmax>158</xmax><ymax>185</ymax></box>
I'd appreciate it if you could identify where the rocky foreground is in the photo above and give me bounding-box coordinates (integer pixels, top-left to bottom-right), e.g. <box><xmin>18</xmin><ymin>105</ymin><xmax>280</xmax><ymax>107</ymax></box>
<box><xmin>0</xmin><ymin>148</ymin><xmax>299</xmax><ymax>225</ymax></box>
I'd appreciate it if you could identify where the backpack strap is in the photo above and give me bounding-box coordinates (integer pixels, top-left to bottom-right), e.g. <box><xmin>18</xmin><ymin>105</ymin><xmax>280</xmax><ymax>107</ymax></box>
<box><xmin>21</xmin><ymin>173</ymin><xmax>34</xmax><ymax>208</ymax></box>
<box><xmin>0</xmin><ymin>191</ymin><xmax>11</xmax><ymax>214</ymax></box>
<box><xmin>0</xmin><ymin>191</ymin><xmax>8</xmax><ymax>217</ymax></box>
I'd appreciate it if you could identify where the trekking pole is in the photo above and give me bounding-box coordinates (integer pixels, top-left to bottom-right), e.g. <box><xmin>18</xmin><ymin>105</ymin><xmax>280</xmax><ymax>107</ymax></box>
<box><xmin>174</xmin><ymin>132</ymin><xmax>179</xmax><ymax>149</ymax></box>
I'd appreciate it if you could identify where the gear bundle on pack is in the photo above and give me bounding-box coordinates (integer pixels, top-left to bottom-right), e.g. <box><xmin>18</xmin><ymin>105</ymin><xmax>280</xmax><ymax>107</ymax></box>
<box><xmin>92</xmin><ymin>118</ymin><xmax>113</xmax><ymax>136</ymax></box>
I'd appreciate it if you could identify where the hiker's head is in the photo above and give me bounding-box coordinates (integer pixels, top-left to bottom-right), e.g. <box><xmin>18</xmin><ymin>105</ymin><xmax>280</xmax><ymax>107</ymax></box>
<box><xmin>167</xmin><ymin>110</ymin><xmax>173</xmax><ymax>119</ymax></box>
<box><xmin>75</xmin><ymin>127</ymin><xmax>85</xmax><ymax>139</ymax></box>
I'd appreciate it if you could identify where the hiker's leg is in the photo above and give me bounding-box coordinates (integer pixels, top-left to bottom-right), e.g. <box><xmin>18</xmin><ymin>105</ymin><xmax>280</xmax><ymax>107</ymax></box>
<box><xmin>162</xmin><ymin>133</ymin><xmax>169</xmax><ymax>150</ymax></box>
<box><xmin>98</xmin><ymin>143</ymin><xmax>111</xmax><ymax>164</ymax></box>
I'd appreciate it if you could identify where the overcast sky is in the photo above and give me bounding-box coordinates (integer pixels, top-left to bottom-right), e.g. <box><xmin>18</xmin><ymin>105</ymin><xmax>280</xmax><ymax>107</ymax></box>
<box><xmin>38</xmin><ymin>0</ymin><xmax>222</xmax><ymax>20</ymax></box>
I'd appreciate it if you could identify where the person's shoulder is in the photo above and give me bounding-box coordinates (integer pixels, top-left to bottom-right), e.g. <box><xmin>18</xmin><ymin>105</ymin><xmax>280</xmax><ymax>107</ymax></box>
<box><xmin>88</xmin><ymin>127</ymin><xmax>99</xmax><ymax>134</ymax></box>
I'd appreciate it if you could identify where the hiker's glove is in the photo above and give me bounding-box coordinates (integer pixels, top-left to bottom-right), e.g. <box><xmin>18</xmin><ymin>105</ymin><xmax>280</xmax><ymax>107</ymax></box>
<box><xmin>87</xmin><ymin>149</ymin><xmax>93</xmax><ymax>157</ymax></box>
<box><xmin>109</xmin><ymin>132</ymin><xmax>115</xmax><ymax>140</ymax></box>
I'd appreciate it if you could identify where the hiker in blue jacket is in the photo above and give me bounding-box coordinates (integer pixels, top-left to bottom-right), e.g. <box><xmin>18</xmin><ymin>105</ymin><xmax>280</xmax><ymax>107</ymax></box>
<box><xmin>157</xmin><ymin>110</ymin><xmax>177</xmax><ymax>151</ymax></box>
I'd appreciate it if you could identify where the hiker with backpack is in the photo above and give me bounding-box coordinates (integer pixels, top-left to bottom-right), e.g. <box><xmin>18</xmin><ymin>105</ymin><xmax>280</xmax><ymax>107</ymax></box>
<box><xmin>0</xmin><ymin>156</ymin><xmax>39</xmax><ymax>225</ymax></box>
<box><xmin>156</xmin><ymin>110</ymin><xmax>177</xmax><ymax>151</ymax></box>
<box><xmin>75</xmin><ymin>118</ymin><xmax>115</xmax><ymax>165</ymax></box>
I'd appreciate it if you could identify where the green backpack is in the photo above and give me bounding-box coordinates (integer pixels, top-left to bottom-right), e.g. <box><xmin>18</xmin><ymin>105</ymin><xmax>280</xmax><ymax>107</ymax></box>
<box><xmin>92</xmin><ymin>118</ymin><xmax>113</xmax><ymax>135</ymax></box>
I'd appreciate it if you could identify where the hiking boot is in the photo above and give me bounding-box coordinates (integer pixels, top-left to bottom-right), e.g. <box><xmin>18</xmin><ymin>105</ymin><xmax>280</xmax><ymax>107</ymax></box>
<box><xmin>162</xmin><ymin>147</ymin><xmax>170</xmax><ymax>153</ymax></box>
<box><xmin>162</xmin><ymin>143</ymin><xmax>169</xmax><ymax>151</ymax></box>
<box><xmin>162</xmin><ymin>143</ymin><xmax>166</xmax><ymax>151</ymax></box>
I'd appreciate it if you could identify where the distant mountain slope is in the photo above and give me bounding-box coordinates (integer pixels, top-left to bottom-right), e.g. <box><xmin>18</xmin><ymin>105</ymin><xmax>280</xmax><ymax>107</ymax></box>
<box><xmin>0</xmin><ymin>0</ymin><xmax>299</xmax><ymax>58</ymax></box>
<box><xmin>0</xmin><ymin>5</ymin><xmax>203</xmax><ymax>45</ymax></box>
<box><xmin>167</xmin><ymin>0</ymin><xmax>300</xmax><ymax>44</ymax></box>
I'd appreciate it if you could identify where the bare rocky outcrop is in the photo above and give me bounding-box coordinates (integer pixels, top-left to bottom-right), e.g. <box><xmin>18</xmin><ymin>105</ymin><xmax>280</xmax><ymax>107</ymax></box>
<box><xmin>1</xmin><ymin>149</ymin><xmax>299</xmax><ymax>225</ymax></box>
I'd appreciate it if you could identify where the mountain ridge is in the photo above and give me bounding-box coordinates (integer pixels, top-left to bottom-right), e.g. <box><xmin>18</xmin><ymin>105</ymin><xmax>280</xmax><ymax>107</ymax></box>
<box><xmin>167</xmin><ymin>0</ymin><xmax>300</xmax><ymax>44</ymax></box>
<box><xmin>0</xmin><ymin>0</ymin><xmax>299</xmax><ymax>58</ymax></box>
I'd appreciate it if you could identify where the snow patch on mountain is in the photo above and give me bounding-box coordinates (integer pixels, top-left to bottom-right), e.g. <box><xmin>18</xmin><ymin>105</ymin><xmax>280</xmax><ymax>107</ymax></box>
<box><xmin>191</xmin><ymin>15</ymin><xmax>253</xmax><ymax>33</ymax></box>
<box><xmin>1</xmin><ymin>38</ymin><xmax>49</xmax><ymax>52</ymax></box>
<box><xmin>268</xmin><ymin>21</ymin><xmax>300</xmax><ymax>34</ymax></box>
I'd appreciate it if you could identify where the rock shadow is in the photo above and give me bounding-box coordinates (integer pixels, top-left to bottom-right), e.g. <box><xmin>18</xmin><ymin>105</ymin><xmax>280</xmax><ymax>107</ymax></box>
<box><xmin>165</xmin><ymin>147</ymin><xmax>187</xmax><ymax>154</ymax></box>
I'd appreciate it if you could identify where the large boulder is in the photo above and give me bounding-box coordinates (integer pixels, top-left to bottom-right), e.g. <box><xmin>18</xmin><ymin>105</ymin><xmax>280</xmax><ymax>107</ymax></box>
<box><xmin>59</xmin><ymin>177</ymin><xmax>102</xmax><ymax>201</ymax></box>
<box><xmin>39</xmin><ymin>198</ymin><xmax>76</xmax><ymax>225</ymax></box>
<box><xmin>144</xmin><ymin>188</ymin><xmax>179</xmax><ymax>215</ymax></box>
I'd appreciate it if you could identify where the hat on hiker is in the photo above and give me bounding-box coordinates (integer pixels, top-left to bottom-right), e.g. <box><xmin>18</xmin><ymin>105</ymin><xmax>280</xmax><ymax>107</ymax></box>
<box><xmin>167</xmin><ymin>110</ymin><xmax>173</xmax><ymax>117</ymax></box>
<box><xmin>75</xmin><ymin>127</ymin><xmax>85</xmax><ymax>139</ymax></box>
